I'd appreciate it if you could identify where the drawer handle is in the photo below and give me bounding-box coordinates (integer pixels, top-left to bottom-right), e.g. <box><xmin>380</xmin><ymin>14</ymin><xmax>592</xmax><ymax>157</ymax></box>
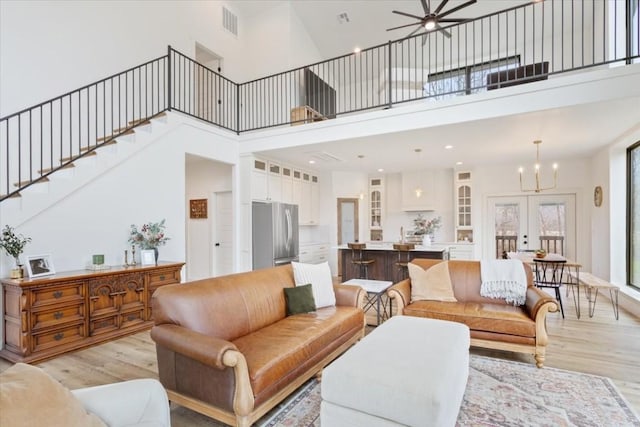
<box><xmin>159</xmin><ymin>275</ymin><xmax>165</xmax><ymax>281</ymax></box>
<box><xmin>53</xmin><ymin>332</ymin><xmax>64</xmax><ymax>341</ymax></box>
<box><xmin>53</xmin><ymin>291</ymin><xmax>63</xmax><ymax>299</ymax></box>
<box><xmin>53</xmin><ymin>311</ymin><xmax>64</xmax><ymax>320</ymax></box>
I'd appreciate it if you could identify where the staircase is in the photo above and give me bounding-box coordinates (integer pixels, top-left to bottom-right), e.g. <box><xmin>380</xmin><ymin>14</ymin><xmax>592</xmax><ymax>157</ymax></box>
<box><xmin>0</xmin><ymin>112</ymin><xmax>177</xmax><ymax>227</ymax></box>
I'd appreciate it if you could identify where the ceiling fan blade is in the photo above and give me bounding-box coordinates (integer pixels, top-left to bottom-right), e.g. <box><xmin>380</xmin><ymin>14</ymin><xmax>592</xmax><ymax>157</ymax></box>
<box><xmin>392</xmin><ymin>10</ymin><xmax>425</xmax><ymax>21</ymax></box>
<box><xmin>434</xmin><ymin>0</ymin><xmax>450</xmax><ymax>15</ymax></box>
<box><xmin>407</xmin><ymin>25</ymin><xmax>424</xmax><ymax>38</ymax></box>
<box><xmin>420</xmin><ymin>0</ymin><xmax>430</xmax><ymax>15</ymax></box>
<box><xmin>438</xmin><ymin>18</ymin><xmax>468</xmax><ymax>23</ymax></box>
<box><xmin>435</xmin><ymin>23</ymin><xmax>452</xmax><ymax>38</ymax></box>
<box><xmin>422</xmin><ymin>33</ymin><xmax>429</xmax><ymax>46</ymax></box>
<box><xmin>387</xmin><ymin>22</ymin><xmax>423</xmax><ymax>31</ymax></box>
<box><xmin>437</xmin><ymin>0</ymin><xmax>477</xmax><ymax>19</ymax></box>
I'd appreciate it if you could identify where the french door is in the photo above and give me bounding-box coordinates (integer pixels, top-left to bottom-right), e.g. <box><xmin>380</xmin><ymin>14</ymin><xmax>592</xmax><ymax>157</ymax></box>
<box><xmin>486</xmin><ymin>194</ymin><xmax>576</xmax><ymax>260</ymax></box>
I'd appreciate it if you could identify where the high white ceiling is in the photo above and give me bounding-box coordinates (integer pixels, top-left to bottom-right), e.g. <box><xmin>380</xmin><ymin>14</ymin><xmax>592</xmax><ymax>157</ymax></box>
<box><xmin>231</xmin><ymin>0</ymin><xmax>640</xmax><ymax>173</ymax></box>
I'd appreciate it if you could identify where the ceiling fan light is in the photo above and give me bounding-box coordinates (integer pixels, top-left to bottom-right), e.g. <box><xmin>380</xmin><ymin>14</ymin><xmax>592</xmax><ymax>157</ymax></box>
<box><xmin>424</xmin><ymin>18</ymin><xmax>436</xmax><ymax>30</ymax></box>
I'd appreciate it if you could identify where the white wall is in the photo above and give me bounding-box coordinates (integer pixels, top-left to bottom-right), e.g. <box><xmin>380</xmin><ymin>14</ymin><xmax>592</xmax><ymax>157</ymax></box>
<box><xmin>185</xmin><ymin>155</ymin><xmax>233</xmax><ymax>281</ymax></box>
<box><xmin>0</xmin><ymin>0</ymin><xmax>322</xmax><ymax>116</ymax></box>
<box><xmin>0</xmin><ymin>116</ymin><xmax>239</xmax><ymax>276</ymax></box>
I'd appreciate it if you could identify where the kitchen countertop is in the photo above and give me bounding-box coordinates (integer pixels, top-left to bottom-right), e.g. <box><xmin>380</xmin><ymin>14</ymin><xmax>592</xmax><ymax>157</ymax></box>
<box><xmin>336</xmin><ymin>243</ymin><xmax>448</xmax><ymax>252</ymax></box>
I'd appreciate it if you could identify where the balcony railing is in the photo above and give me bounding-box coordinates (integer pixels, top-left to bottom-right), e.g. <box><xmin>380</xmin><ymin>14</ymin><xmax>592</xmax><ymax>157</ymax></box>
<box><xmin>1</xmin><ymin>0</ymin><xmax>638</xmax><ymax>201</ymax></box>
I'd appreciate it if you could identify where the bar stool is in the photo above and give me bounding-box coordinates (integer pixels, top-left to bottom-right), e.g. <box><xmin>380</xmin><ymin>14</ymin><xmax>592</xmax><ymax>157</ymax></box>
<box><xmin>348</xmin><ymin>243</ymin><xmax>375</xmax><ymax>279</ymax></box>
<box><xmin>533</xmin><ymin>258</ymin><xmax>566</xmax><ymax>318</ymax></box>
<box><xmin>392</xmin><ymin>243</ymin><xmax>415</xmax><ymax>281</ymax></box>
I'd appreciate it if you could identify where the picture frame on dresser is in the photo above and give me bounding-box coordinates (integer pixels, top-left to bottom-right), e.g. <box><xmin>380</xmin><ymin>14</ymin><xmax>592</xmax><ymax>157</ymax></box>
<box><xmin>140</xmin><ymin>249</ymin><xmax>155</xmax><ymax>266</ymax></box>
<box><xmin>25</xmin><ymin>254</ymin><xmax>55</xmax><ymax>278</ymax></box>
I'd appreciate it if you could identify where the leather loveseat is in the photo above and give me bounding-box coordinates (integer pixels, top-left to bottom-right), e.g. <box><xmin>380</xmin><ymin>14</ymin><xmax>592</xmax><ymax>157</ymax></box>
<box><xmin>150</xmin><ymin>264</ymin><xmax>365</xmax><ymax>427</ymax></box>
<box><xmin>387</xmin><ymin>259</ymin><xmax>558</xmax><ymax>368</ymax></box>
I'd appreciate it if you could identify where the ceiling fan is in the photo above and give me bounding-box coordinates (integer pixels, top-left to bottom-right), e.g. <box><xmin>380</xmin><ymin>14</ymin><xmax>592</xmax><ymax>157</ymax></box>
<box><xmin>386</xmin><ymin>0</ymin><xmax>478</xmax><ymax>42</ymax></box>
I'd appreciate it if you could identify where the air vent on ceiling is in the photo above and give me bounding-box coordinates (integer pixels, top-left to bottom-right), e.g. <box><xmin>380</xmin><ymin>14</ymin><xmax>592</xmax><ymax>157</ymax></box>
<box><xmin>222</xmin><ymin>7</ymin><xmax>238</xmax><ymax>36</ymax></box>
<box><xmin>308</xmin><ymin>151</ymin><xmax>344</xmax><ymax>163</ymax></box>
<box><xmin>337</xmin><ymin>12</ymin><xmax>350</xmax><ymax>24</ymax></box>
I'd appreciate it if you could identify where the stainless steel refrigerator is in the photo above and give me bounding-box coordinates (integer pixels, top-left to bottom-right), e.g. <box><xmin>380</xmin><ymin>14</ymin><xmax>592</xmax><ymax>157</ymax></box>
<box><xmin>252</xmin><ymin>201</ymin><xmax>299</xmax><ymax>269</ymax></box>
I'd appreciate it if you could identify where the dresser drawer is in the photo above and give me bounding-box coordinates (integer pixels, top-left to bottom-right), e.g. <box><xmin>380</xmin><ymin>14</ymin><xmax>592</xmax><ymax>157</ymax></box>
<box><xmin>120</xmin><ymin>309</ymin><xmax>145</xmax><ymax>329</ymax></box>
<box><xmin>148</xmin><ymin>269</ymin><xmax>181</xmax><ymax>286</ymax></box>
<box><xmin>31</xmin><ymin>304</ymin><xmax>85</xmax><ymax>331</ymax></box>
<box><xmin>32</xmin><ymin>283</ymin><xmax>84</xmax><ymax>308</ymax></box>
<box><xmin>32</xmin><ymin>323</ymin><xmax>85</xmax><ymax>353</ymax></box>
<box><xmin>90</xmin><ymin>315</ymin><xmax>118</xmax><ymax>336</ymax></box>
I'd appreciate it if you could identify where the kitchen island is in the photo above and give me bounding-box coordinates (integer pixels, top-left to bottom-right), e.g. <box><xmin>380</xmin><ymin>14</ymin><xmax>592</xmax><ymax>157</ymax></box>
<box><xmin>338</xmin><ymin>243</ymin><xmax>449</xmax><ymax>282</ymax></box>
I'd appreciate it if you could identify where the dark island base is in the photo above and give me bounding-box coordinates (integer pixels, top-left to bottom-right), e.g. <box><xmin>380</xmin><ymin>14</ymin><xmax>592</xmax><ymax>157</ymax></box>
<box><xmin>339</xmin><ymin>248</ymin><xmax>448</xmax><ymax>282</ymax></box>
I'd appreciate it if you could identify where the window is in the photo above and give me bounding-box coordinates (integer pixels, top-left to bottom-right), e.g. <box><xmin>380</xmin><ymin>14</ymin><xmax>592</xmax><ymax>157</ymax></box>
<box><xmin>628</xmin><ymin>141</ymin><xmax>640</xmax><ymax>290</ymax></box>
<box><xmin>424</xmin><ymin>56</ymin><xmax>521</xmax><ymax>100</ymax></box>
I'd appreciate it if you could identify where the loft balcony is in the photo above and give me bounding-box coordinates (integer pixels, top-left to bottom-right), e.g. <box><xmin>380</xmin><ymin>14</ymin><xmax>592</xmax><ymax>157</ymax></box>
<box><xmin>1</xmin><ymin>0</ymin><xmax>639</xmax><ymax>201</ymax></box>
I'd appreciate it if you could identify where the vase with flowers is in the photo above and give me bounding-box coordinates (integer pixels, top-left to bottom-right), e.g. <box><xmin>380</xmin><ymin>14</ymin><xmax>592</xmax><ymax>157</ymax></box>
<box><xmin>413</xmin><ymin>214</ymin><xmax>442</xmax><ymax>246</ymax></box>
<box><xmin>128</xmin><ymin>220</ymin><xmax>170</xmax><ymax>264</ymax></box>
<box><xmin>0</xmin><ymin>225</ymin><xmax>32</xmax><ymax>279</ymax></box>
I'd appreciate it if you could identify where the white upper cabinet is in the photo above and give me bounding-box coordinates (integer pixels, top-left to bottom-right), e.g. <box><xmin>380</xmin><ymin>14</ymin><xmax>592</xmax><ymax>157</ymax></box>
<box><xmin>251</xmin><ymin>159</ymin><xmax>269</xmax><ymax>201</ymax></box>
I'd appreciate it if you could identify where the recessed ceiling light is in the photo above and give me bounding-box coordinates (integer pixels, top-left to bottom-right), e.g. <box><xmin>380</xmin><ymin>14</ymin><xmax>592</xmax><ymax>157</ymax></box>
<box><xmin>308</xmin><ymin>160</ymin><xmax>316</xmax><ymax>164</ymax></box>
<box><xmin>377</xmin><ymin>168</ymin><xmax>384</xmax><ymax>172</ymax></box>
<box><xmin>456</xmin><ymin>161</ymin><xmax>463</xmax><ymax>165</ymax></box>
<box><xmin>354</xmin><ymin>47</ymin><xmax>361</xmax><ymax>54</ymax></box>
<box><xmin>445</xmin><ymin>145</ymin><xmax>453</xmax><ymax>149</ymax></box>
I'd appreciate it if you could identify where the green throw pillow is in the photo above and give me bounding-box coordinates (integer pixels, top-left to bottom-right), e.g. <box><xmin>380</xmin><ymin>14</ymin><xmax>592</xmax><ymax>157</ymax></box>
<box><xmin>284</xmin><ymin>284</ymin><xmax>317</xmax><ymax>315</ymax></box>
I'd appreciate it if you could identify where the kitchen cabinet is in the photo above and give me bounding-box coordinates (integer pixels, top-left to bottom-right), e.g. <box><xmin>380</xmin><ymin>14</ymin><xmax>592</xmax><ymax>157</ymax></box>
<box><xmin>0</xmin><ymin>262</ymin><xmax>184</xmax><ymax>363</ymax></box>
<box><xmin>454</xmin><ymin>170</ymin><xmax>474</xmax><ymax>243</ymax></box>
<box><xmin>448</xmin><ymin>244</ymin><xmax>475</xmax><ymax>260</ymax></box>
<box><xmin>369</xmin><ymin>177</ymin><xmax>385</xmax><ymax>241</ymax></box>
<box><xmin>281</xmin><ymin>166</ymin><xmax>293</xmax><ymax>204</ymax></box>
<box><xmin>251</xmin><ymin>159</ymin><xmax>268</xmax><ymax>201</ymax></box>
<box><xmin>249</xmin><ymin>157</ymin><xmax>319</xmax><ymax>225</ymax></box>
<box><xmin>299</xmin><ymin>243</ymin><xmax>329</xmax><ymax>264</ymax></box>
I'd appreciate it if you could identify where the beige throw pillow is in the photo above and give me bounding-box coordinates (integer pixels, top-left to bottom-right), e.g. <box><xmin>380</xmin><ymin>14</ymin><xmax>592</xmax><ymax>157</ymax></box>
<box><xmin>408</xmin><ymin>261</ymin><xmax>457</xmax><ymax>303</ymax></box>
<box><xmin>0</xmin><ymin>363</ymin><xmax>106</xmax><ymax>427</ymax></box>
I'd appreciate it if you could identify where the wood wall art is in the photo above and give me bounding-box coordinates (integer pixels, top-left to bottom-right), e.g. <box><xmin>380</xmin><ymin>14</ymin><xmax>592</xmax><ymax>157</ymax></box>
<box><xmin>190</xmin><ymin>199</ymin><xmax>208</xmax><ymax>219</ymax></box>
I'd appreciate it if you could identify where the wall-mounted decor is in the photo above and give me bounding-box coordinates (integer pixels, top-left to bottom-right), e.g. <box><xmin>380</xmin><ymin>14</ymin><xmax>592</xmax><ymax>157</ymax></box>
<box><xmin>190</xmin><ymin>199</ymin><xmax>208</xmax><ymax>219</ymax></box>
<box><xmin>25</xmin><ymin>254</ymin><xmax>55</xmax><ymax>278</ymax></box>
<box><xmin>594</xmin><ymin>186</ymin><xmax>603</xmax><ymax>207</ymax></box>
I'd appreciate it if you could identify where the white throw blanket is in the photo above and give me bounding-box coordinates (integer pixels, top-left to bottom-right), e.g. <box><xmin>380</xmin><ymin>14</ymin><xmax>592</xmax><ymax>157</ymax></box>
<box><xmin>480</xmin><ymin>260</ymin><xmax>527</xmax><ymax>306</ymax></box>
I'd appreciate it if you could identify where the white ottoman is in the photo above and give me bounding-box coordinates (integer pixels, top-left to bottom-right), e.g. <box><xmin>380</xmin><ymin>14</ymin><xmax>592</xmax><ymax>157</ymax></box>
<box><xmin>321</xmin><ymin>316</ymin><xmax>470</xmax><ymax>427</ymax></box>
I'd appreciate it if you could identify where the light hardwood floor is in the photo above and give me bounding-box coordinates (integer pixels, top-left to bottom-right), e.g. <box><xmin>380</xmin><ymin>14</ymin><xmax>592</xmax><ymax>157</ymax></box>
<box><xmin>1</xmin><ymin>287</ymin><xmax>639</xmax><ymax>425</ymax></box>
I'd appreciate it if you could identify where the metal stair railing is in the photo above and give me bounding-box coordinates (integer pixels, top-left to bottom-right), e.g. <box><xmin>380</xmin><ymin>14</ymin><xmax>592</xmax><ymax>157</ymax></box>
<box><xmin>0</xmin><ymin>55</ymin><xmax>169</xmax><ymax>201</ymax></box>
<box><xmin>2</xmin><ymin>0</ymin><xmax>638</xmax><ymax>202</ymax></box>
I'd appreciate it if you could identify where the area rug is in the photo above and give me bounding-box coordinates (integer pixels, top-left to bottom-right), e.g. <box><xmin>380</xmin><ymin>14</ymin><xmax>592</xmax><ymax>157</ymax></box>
<box><xmin>247</xmin><ymin>355</ymin><xmax>640</xmax><ymax>427</ymax></box>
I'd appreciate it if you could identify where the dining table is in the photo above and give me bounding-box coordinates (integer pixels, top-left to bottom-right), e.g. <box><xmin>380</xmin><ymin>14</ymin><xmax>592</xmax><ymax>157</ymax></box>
<box><xmin>507</xmin><ymin>252</ymin><xmax>582</xmax><ymax>318</ymax></box>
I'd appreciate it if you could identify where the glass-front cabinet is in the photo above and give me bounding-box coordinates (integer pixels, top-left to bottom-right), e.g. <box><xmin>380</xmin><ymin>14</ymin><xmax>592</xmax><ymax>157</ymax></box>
<box><xmin>455</xmin><ymin>171</ymin><xmax>473</xmax><ymax>243</ymax></box>
<box><xmin>369</xmin><ymin>177</ymin><xmax>384</xmax><ymax>241</ymax></box>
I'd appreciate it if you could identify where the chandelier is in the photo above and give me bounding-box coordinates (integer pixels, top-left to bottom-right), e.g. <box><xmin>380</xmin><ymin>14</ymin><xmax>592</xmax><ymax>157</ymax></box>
<box><xmin>518</xmin><ymin>140</ymin><xmax>558</xmax><ymax>193</ymax></box>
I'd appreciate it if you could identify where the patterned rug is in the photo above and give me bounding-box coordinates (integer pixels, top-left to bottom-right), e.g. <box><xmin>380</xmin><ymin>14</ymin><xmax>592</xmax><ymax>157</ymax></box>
<box><xmin>250</xmin><ymin>355</ymin><xmax>640</xmax><ymax>427</ymax></box>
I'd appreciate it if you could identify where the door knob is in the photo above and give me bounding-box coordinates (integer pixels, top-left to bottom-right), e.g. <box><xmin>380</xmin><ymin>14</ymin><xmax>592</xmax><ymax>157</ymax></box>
<box><xmin>215</xmin><ymin>243</ymin><xmax>220</xmax><ymax>247</ymax></box>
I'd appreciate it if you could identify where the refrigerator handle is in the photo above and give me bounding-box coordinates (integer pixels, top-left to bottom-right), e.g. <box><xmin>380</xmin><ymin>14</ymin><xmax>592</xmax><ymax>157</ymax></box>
<box><xmin>285</xmin><ymin>209</ymin><xmax>292</xmax><ymax>252</ymax></box>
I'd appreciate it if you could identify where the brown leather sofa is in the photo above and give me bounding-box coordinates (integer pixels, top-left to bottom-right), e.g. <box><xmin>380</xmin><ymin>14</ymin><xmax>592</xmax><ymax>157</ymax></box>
<box><xmin>387</xmin><ymin>259</ymin><xmax>558</xmax><ymax>368</ymax></box>
<box><xmin>150</xmin><ymin>265</ymin><xmax>365</xmax><ymax>427</ymax></box>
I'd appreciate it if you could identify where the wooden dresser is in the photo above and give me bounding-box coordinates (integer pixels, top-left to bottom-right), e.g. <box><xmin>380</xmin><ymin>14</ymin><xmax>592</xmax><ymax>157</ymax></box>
<box><xmin>0</xmin><ymin>262</ymin><xmax>184</xmax><ymax>363</ymax></box>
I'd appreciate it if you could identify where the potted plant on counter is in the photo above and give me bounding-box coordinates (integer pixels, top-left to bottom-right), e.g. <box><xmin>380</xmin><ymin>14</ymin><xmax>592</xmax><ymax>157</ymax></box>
<box><xmin>413</xmin><ymin>214</ymin><xmax>442</xmax><ymax>246</ymax></box>
<box><xmin>0</xmin><ymin>225</ymin><xmax>32</xmax><ymax>279</ymax></box>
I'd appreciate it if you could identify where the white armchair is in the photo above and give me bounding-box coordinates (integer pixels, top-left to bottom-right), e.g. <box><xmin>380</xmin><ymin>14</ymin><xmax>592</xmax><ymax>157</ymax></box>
<box><xmin>0</xmin><ymin>363</ymin><xmax>171</xmax><ymax>427</ymax></box>
<box><xmin>72</xmin><ymin>379</ymin><xmax>171</xmax><ymax>427</ymax></box>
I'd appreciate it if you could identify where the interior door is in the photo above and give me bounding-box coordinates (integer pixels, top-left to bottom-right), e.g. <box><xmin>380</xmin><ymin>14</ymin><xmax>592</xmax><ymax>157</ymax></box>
<box><xmin>214</xmin><ymin>191</ymin><xmax>234</xmax><ymax>276</ymax></box>
<box><xmin>486</xmin><ymin>194</ymin><xmax>576</xmax><ymax>259</ymax></box>
<box><xmin>337</xmin><ymin>198</ymin><xmax>359</xmax><ymax>277</ymax></box>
